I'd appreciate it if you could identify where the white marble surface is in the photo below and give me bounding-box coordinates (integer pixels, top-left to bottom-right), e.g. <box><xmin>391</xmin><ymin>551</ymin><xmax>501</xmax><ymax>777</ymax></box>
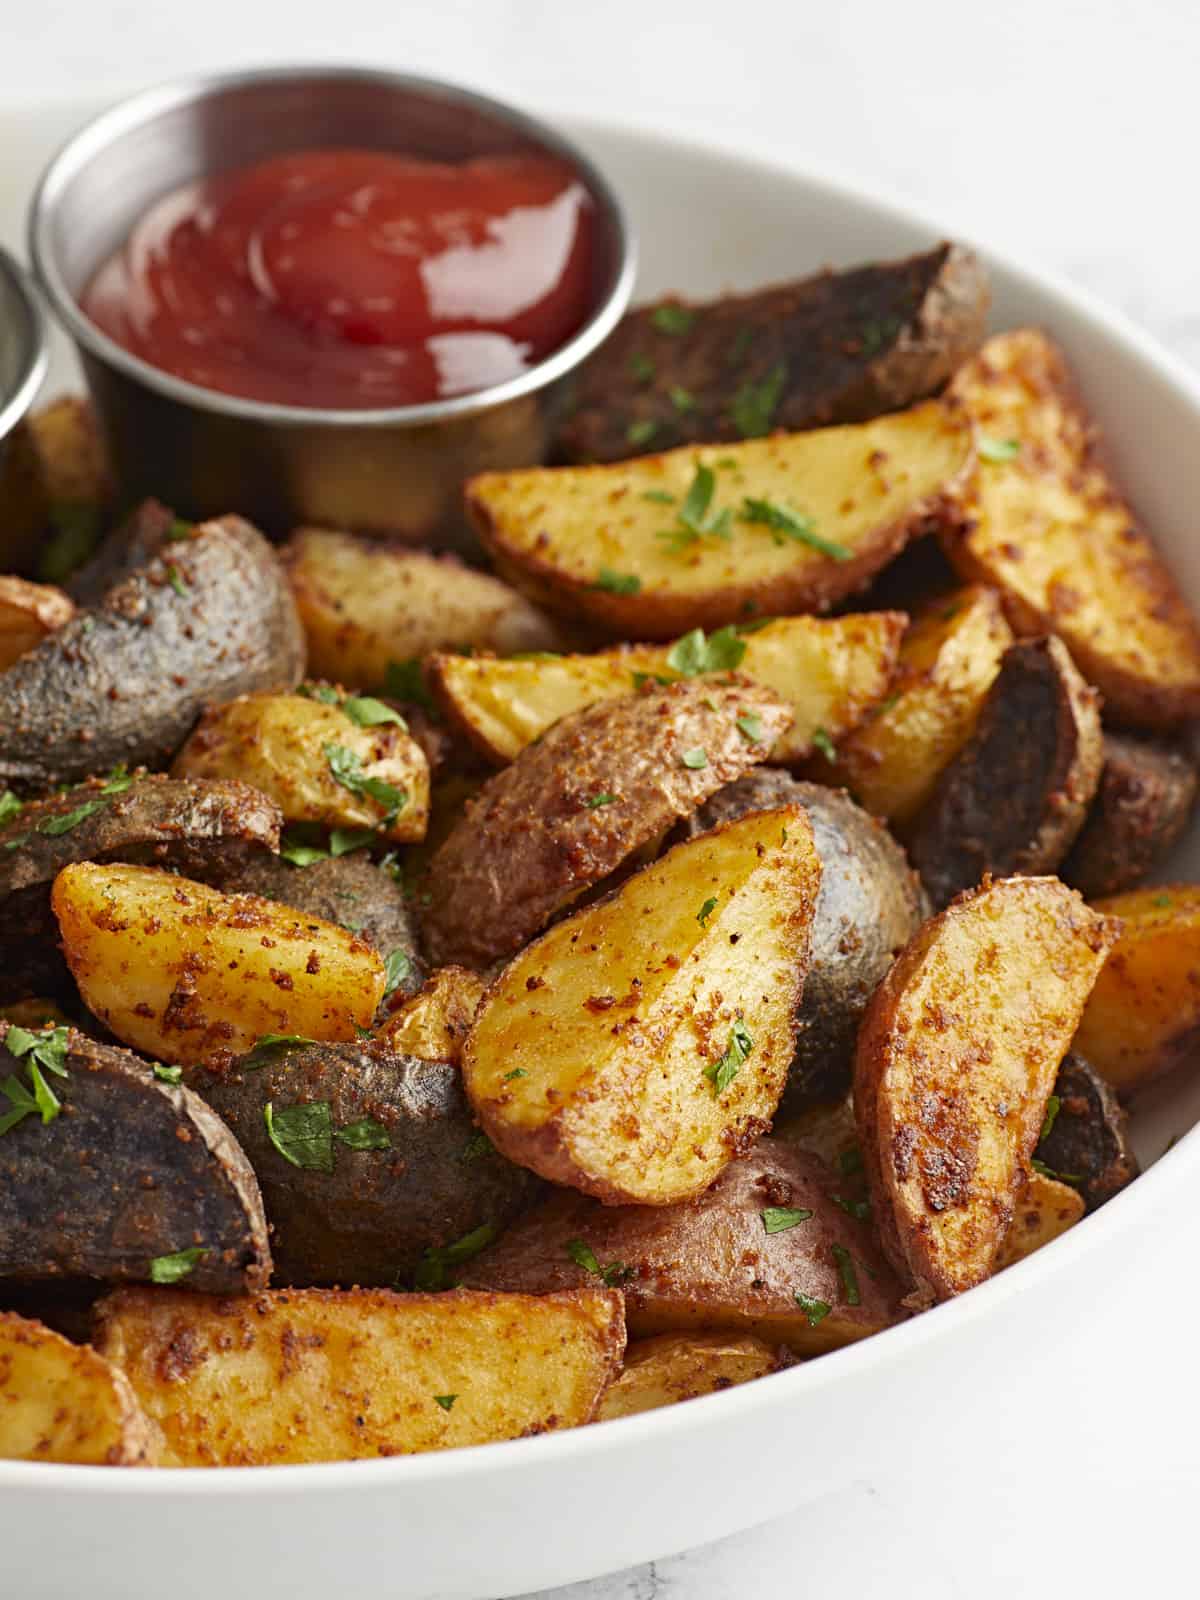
<box><xmin>3</xmin><ymin>3</ymin><xmax>1199</xmax><ymax>1594</ymax></box>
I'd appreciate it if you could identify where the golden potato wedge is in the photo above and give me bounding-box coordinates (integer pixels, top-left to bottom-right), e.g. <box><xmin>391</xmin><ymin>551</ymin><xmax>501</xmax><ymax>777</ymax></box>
<box><xmin>1073</xmin><ymin>884</ymin><xmax>1200</xmax><ymax>1093</ymax></box>
<box><xmin>464</xmin><ymin>1137</ymin><xmax>907</xmax><ymax>1355</ymax></box>
<box><xmin>429</xmin><ymin>611</ymin><xmax>905</xmax><ymax>767</ymax></box>
<box><xmin>468</xmin><ymin>402</ymin><xmax>974</xmax><ymax>637</ymax></box>
<box><xmin>282</xmin><ymin>527</ymin><xmax>569</xmax><ymax>689</ymax></box>
<box><xmin>854</xmin><ymin>876</ymin><xmax>1117</xmax><ymax>1302</ymax></box>
<box><xmin>595</xmin><ymin>1333</ymin><xmax>787</xmax><ymax>1422</ymax></box>
<box><xmin>944</xmin><ymin>329</ymin><xmax>1200</xmax><ymax>727</ymax></box>
<box><xmin>172</xmin><ymin>691</ymin><xmax>429</xmax><ymax>844</ymax></box>
<box><xmin>0</xmin><ymin>575</ymin><xmax>75</xmax><ymax>670</ymax></box>
<box><xmin>28</xmin><ymin>395</ymin><xmax>113</xmax><ymax>510</ymax></box>
<box><xmin>377</xmin><ymin>967</ymin><xmax>487</xmax><ymax>1063</ymax></box>
<box><xmin>463</xmin><ymin>805</ymin><xmax>822</xmax><ymax>1205</ymax></box>
<box><xmin>0</xmin><ymin>1312</ymin><xmax>154</xmax><ymax>1465</ymax></box>
<box><xmin>52</xmin><ymin>863</ymin><xmax>385</xmax><ymax>1065</ymax></box>
<box><xmin>817</xmin><ymin>583</ymin><xmax>1012</xmax><ymax>826</ymax></box>
<box><xmin>994</xmin><ymin>1170</ymin><xmax>1085</xmax><ymax>1271</ymax></box>
<box><xmin>95</xmin><ymin>1286</ymin><xmax>624</xmax><ymax>1465</ymax></box>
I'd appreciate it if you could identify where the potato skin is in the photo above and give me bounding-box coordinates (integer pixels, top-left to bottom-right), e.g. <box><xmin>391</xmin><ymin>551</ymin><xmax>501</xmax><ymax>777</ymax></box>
<box><xmin>907</xmin><ymin>636</ymin><xmax>1103</xmax><ymax>909</ymax></box>
<box><xmin>556</xmin><ymin>243</ymin><xmax>989</xmax><ymax>462</ymax></box>
<box><xmin>196</xmin><ymin>1038</ymin><xmax>543</xmax><ymax>1287</ymax></box>
<box><xmin>0</xmin><ymin>576</ymin><xmax>74</xmax><ymax>671</ymax></box>
<box><xmin>463</xmin><ymin>1136</ymin><xmax>907</xmax><ymax>1356</ymax></box>
<box><xmin>682</xmin><ymin>770</ymin><xmax>926</xmax><ymax>1112</ymax></box>
<box><xmin>422</xmin><ymin>676</ymin><xmax>793</xmax><ymax>970</ymax></box>
<box><xmin>0</xmin><ymin>1023</ymin><xmax>271</xmax><ymax>1293</ymax></box>
<box><xmin>1062</xmin><ymin>732</ymin><xmax>1198</xmax><ymax>898</ymax></box>
<box><xmin>0</xmin><ymin>515</ymin><xmax>304</xmax><ymax>795</ymax></box>
<box><xmin>1036</xmin><ymin>1053</ymin><xmax>1137</xmax><ymax>1212</ymax></box>
<box><xmin>0</xmin><ymin>774</ymin><xmax>282</xmax><ymax>1005</ymax></box>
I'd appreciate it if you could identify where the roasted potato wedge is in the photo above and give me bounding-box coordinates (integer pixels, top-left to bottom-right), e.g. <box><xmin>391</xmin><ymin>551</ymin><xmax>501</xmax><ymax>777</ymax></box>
<box><xmin>907</xmin><ymin>636</ymin><xmax>1103</xmax><ymax>909</ymax></box>
<box><xmin>378</xmin><ymin>967</ymin><xmax>487</xmax><ymax>1062</ymax></box>
<box><xmin>463</xmin><ymin>805</ymin><xmax>821</xmax><ymax>1205</ymax></box>
<box><xmin>994</xmin><ymin>1171</ymin><xmax>1085</xmax><ymax>1271</ymax></box>
<box><xmin>594</xmin><ymin>1333</ymin><xmax>788</xmax><ymax>1422</ymax></box>
<box><xmin>422</xmin><ymin>677</ymin><xmax>794</xmax><ymax>970</ymax></box>
<box><xmin>854</xmin><ymin>876</ymin><xmax>1118</xmax><ymax>1301</ymax></box>
<box><xmin>1037</xmin><ymin>1053</ymin><xmax>1137</xmax><ymax>1210</ymax></box>
<box><xmin>680</xmin><ymin>771</ymin><xmax>926</xmax><ymax>1112</ymax></box>
<box><xmin>0</xmin><ymin>575</ymin><xmax>75</xmax><ymax>671</ymax></box>
<box><xmin>0</xmin><ymin>775</ymin><xmax>281</xmax><ymax>1004</ymax></box>
<box><xmin>282</xmin><ymin>527</ymin><xmax>569</xmax><ymax>689</ymax></box>
<box><xmin>66</xmin><ymin>498</ymin><xmax>177</xmax><ymax>608</ymax></box>
<box><xmin>0</xmin><ymin>1022</ymin><xmax>270</xmax><ymax>1292</ymax></box>
<box><xmin>556</xmin><ymin>243</ymin><xmax>989</xmax><ymax>462</ymax></box>
<box><xmin>429</xmin><ymin>611</ymin><xmax>905</xmax><ymax>768</ymax></box>
<box><xmin>1072</xmin><ymin>884</ymin><xmax>1200</xmax><ymax>1094</ymax></box>
<box><xmin>943</xmin><ymin>329</ymin><xmax>1200</xmax><ymax>727</ymax></box>
<box><xmin>197</xmin><ymin>1037</ymin><xmax>542</xmax><ymax>1287</ymax></box>
<box><xmin>0</xmin><ymin>1312</ymin><xmax>155</xmax><ymax>1465</ymax></box>
<box><xmin>1062</xmin><ymin>732</ymin><xmax>1198</xmax><ymax>898</ymax></box>
<box><xmin>464</xmin><ymin>1137</ymin><xmax>906</xmax><ymax>1355</ymax></box>
<box><xmin>816</xmin><ymin>583</ymin><xmax>1012</xmax><ymax>825</ymax></box>
<box><xmin>173</xmin><ymin>691</ymin><xmax>430</xmax><ymax>844</ymax></box>
<box><xmin>52</xmin><ymin>864</ymin><xmax>385</xmax><ymax>1065</ymax></box>
<box><xmin>469</xmin><ymin>403</ymin><xmax>974</xmax><ymax>638</ymax></box>
<box><xmin>95</xmin><ymin>1286</ymin><xmax>624</xmax><ymax>1464</ymax></box>
<box><xmin>0</xmin><ymin>516</ymin><xmax>304</xmax><ymax>795</ymax></box>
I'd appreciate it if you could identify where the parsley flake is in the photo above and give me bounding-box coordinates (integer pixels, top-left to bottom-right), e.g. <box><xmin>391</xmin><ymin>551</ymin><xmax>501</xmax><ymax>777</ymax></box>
<box><xmin>5</xmin><ymin>1024</ymin><xmax>70</xmax><ymax>1081</ymax></box>
<box><xmin>669</xmin><ymin>385</ymin><xmax>696</xmax><ymax>414</ymax></box>
<box><xmin>460</xmin><ymin>1132</ymin><xmax>494</xmax><ymax>1163</ymax></box>
<box><xmin>384</xmin><ymin>658</ymin><xmax>436</xmax><ymax>711</ymax></box>
<box><xmin>704</xmin><ymin>1019</ymin><xmax>753</xmax><ymax>1095</ymax></box>
<box><xmin>739</xmin><ymin>497</ymin><xmax>852</xmax><ymax>560</ymax></box>
<box><xmin>265</xmin><ymin>1100</ymin><xmax>335</xmax><ymax>1172</ymax></box>
<box><xmin>0</xmin><ymin>1074</ymin><xmax>39</xmax><ymax>1136</ymax></box>
<box><xmin>811</xmin><ymin>727</ymin><xmax>837</xmax><ymax>763</ymax></box>
<box><xmin>244</xmin><ymin>1034</ymin><xmax>316</xmax><ymax>1069</ymax></box>
<box><xmin>300</xmin><ymin>682</ymin><xmax>340</xmax><ymax>705</ymax></box>
<box><xmin>153</xmin><ymin>1064</ymin><xmax>183</xmax><ymax>1085</ymax></box>
<box><xmin>731</xmin><ymin>362</ymin><xmax>787</xmax><ymax>438</ymax></box>
<box><xmin>342</xmin><ymin>696</ymin><xmax>407</xmax><ymax>729</ymax></box>
<box><xmin>0</xmin><ymin>792</ymin><xmax>22</xmax><ymax>829</ymax></box>
<box><xmin>978</xmin><ymin>435</ymin><xmax>1022</xmax><ymax>463</ymax></box>
<box><xmin>832</xmin><ymin>1243</ymin><xmax>861</xmax><ymax>1306</ymax></box>
<box><xmin>503</xmin><ymin>1068</ymin><xmax>527</xmax><ymax>1081</ymax></box>
<box><xmin>658</xmin><ymin>464</ymin><xmax>733</xmax><ymax>551</ymax></box>
<box><xmin>593</xmin><ymin>567</ymin><xmax>642</xmax><ymax>595</ymax></box>
<box><xmin>762</xmin><ymin>1207</ymin><xmax>813</xmax><ymax>1234</ymax></box>
<box><xmin>1153</xmin><ymin>893</ymin><xmax>1173</xmax><ymax>908</ymax></box>
<box><xmin>149</xmin><ymin>1246</ymin><xmax>207</xmax><ymax>1284</ymax></box>
<box><xmin>39</xmin><ymin>799</ymin><xmax>109</xmax><ymax>836</ymax></box>
<box><xmin>859</xmin><ymin>316</ymin><xmax>901</xmax><ymax>357</ymax></box>
<box><xmin>629</xmin><ymin>352</ymin><xmax>655</xmax><ymax>383</ymax></box>
<box><xmin>697</xmin><ymin>896</ymin><xmax>718</xmax><ymax>926</ymax></box>
<box><xmin>831</xmin><ymin>1195</ymin><xmax>871</xmax><ymax>1221</ymax></box>
<box><xmin>1038</xmin><ymin>1094</ymin><xmax>1062</xmax><ymax>1144</ymax></box>
<box><xmin>278</xmin><ymin>825</ymin><xmax>330</xmax><ymax>867</ymax></box>
<box><xmin>413</xmin><ymin>1221</ymin><xmax>499</xmax><ymax>1290</ymax></box>
<box><xmin>335</xmin><ymin>1118</ymin><xmax>392</xmax><ymax>1152</ymax></box>
<box><xmin>1031</xmin><ymin>1156</ymin><xmax>1082</xmax><ymax>1185</ymax></box>
<box><xmin>626</xmin><ymin>418</ymin><xmax>659</xmax><ymax>447</ymax></box>
<box><xmin>433</xmin><ymin>1394</ymin><xmax>458</xmax><ymax>1412</ymax></box>
<box><xmin>166</xmin><ymin>564</ymin><xmax>189</xmax><ymax>598</ymax></box>
<box><xmin>794</xmin><ymin>1292</ymin><xmax>831</xmax><ymax>1328</ymax></box>
<box><xmin>665</xmin><ymin>625</ymin><xmax>746</xmax><ymax>677</ymax></box>
<box><xmin>323</xmin><ymin>743</ymin><xmax>406</xmax><ymax>821</ymax></box>
<box><xmin>651</xmin><ymin>304</ymin><xmax>695</xmax><ymax>336</ymax></box>
<box><xmin>736</xmin><ymin>712</ymin><xmax>763</xmax><ymax>744</ymax></box>
<box><xmin>566</xmin><ymin>1238</ymin><xmax>632</xmax><ymax>1287</ymax></box>
<box><xmin>642</xmin><ymin>489</ymin><xmax>675</xmax><ymax>505</ymax></box>
<box><xmin>383</xmin><ymin>948</ymin><xmax>413</xmax><ymax>998</ymax></box>
<box><xmin>586</xmin><ymin>792</ymin><xmax>617</xmax><ymax>809</ymax></box>
<box><xmin>681</xmin><ymin>747</ymin><xmax>708</xmax><ymax>770</ymax></box>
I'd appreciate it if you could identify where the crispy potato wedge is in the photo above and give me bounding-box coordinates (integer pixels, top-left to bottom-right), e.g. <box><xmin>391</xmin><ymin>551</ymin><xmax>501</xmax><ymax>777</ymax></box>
<box><xmin>0</xmin><ymin>1313</ymin><xmax>155</xmax><ymax>1465</ymax></box>
<box><xmin>1062</xmin><ymin>732</ymin><xmax>1198</xmax><ymax>899</ymax></box>
<box><xmin>994</xmin><ymin>1171</ymin><xmax>1084</xmax><ymax>1271</ymax></box>
<box><xmin>422</xmin><ymin>677</ymin><xmax>794</xmax><ymax>970</ymax></box>
<box><xmin>173</xmin><ymin>691</ymin><xmax>430</xmax><ymax>844</ymax></box>
<box><xmin>429</xmin><ymin>611</ymin><xmax>905</xmax><ymax>768</ymax></box>
<box><xmin>378</xmin><ymin>967</ymin><xmax>487</xmax><ymax>1063</ymax></box>
<box><xmin>816</xmin><ymin>584</ymin><xmax>1012</xmax><ymax>825</ymax></box>
<box><xmin>463</xmin><ymin>806</ymin><xmax>821</xmax><ymax>1205</ymax></box>
<box><xmin>282</xmin><ymin>527</ymin><xmax>569</xmax><ymax>689</ymax></box>
<box><xmin>943</xmin><ymin>329</ymin><xmax>1200</xmax><ymax>727</ymax></box>
<box><xmin>854</xmin><ymin>876</ymin><xmax>1118</xmax><ymax>1301</ymax></box>
<box><xmin>0</xmin><ymin>575</ymin><xmax>75</xmax><ymax>671</ymax></box>
<box><xmin>1073</xmin><ymin>885</ymin><xmax>1200</xmax><ymax>1093</ymax></box>
<box><xmin>1037</xmin><ymin>1054</ymin><xmax>1137</xmax><ymax>1210</ymax></box>
<box><xmin>95</xmin><ymin>1286</ymin><xmax>624</xmax><ymax>1464</ymax></box>
<box><xmin>52</xmin><ymin>864</ymin><xmax>385</xmax><ymax>1065</ymax></box>
<box><xmin>469</xmin><ymin>403</ymin><xmax>974</xmax><ymax>637</ymax></box>
<box><xmin>907</xmin><ymin>636</ymin><xmax>1103</xmax><ymax>909</ymax></box>
<box><xmin>0</xmin><ymin>1022</ymin><xmax>271</xmax><ymax>1292</ymax></box>
<box><xmin>464</xmin><ymin>1137</ymin><xmax>906</xmax><ymax>1355</ymax></box>
<box><xmin>594</xmin><ymin>1333</ymin><xmax>787</xmax><ymax>1422</ymax></box>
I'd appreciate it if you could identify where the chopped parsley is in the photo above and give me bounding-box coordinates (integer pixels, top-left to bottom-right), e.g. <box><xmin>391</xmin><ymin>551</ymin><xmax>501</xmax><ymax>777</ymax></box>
<box><xmin>631</xmin><ymin>670</ymin><xmax>675</xmax><ymax>689</ymax></box>
<box><xmin>665</xmin><ymin>625</ymin><xmax>746</xmax><ymax>677</ymax></box>
<box><xmin>586</xmin><ymin>792</ymin><xmax>617</xmax><ymax>809</ymax></box>
<box><xmin>5</xmin><ymin>1024</ymin><xmax>70</xmax><ymax>1081</ymax></box>
<box><xmin>335</xmin><ymin>1117</ymin><xmax>392</xmax><ymax>1152</ymax></box>
<box><xmin>1153</xmin><ymin>893</ymin><xmax>1173</xmax><ymax>908</ymax></box>
<box><xmin>730</xmin><ymin>362</ymin><xmax>787</xmax><ymax>439</ymax></box>
<box><xmin>433</xmin><ymin>1394</ymin><xmax>458</xmax><ymax>1412</ymax></box>
<box><xmin>650</xmin><ymin>304</ymin><xmax>695</xmax><ymax>336</ymax></box>
<box><xmin>831</xmin><ymin>1195</ymin><xmax>871</xmax><ymax>1222</ymax></box>
<box><xmin>153</xmin><ymin>1064</ymin><xmax>183</xmax><ymax>1085</ymax></box>
<box><xmin>739</xmin><ymin>497</ymin><xmax>852</xmax><ymax>560</ymax></box>
<box><xmin>413</xmin><ymin>1221</ymin><xmax>499</xmax><ymax>1291</ymax></box>
<box><xmin>832</xmin><ymin>1243</ymin><xmax>861</xmax><ymax>1306</ymax></box>
<box><xmin>658</xmin><ymin>464</ymin><xmax>733</xmax><ymax>551</ymax></box>
<box><xmin>149</xmin><ymin>1246</ymin><xmax>207</xmax><ymax>1284</ymax></box>
<box><xmin>265</xmin><ymin>1101</ymin><xmax>335</xmax><ymax>1172</ymax></box>
<box><xmin>342</xmin><ymin>696</ymin><xmax>407</xmax><ymax>729</ymax></box>
<box><xmin>566</xmin><ymin>1238</ymin><xmax>632</xmax><ymax>1287</ymax></box>
<box><xmin>244</xmin><ymin>1034</ymin><xmax>316</xmax><ymax>1069</ymax></box>
<box><xmin>278</xmin><ymin>826</ymin><xmax>331</xmax><ymax>867</ymax></box>
<box><xmin>330</xmin><ymin>827</ymin><xmax>376</xmax><ymax>857</ymax></box>
<box><xmin>593</xmin><ymin>567</ymin><xmax>642</xmax><ymax>595</ymax></box>
<box><xmin>704</xmin><ymin>1019</ymin><xmax>753</xmax><ymax>1095</ymax></box>
<box><xmin>626</xmin><ymin>418</ymin><xmax>659</xmax><ymax>447</ymax></box>
<box><xmin>681</xmin><ymin>747</ymin><xmax>708</xmax><ymax>770</ymax></box>
<box><xmin>300</xmin><ymin>683</ymin><xmax>340</xmax><ymax>705</ymax></box>
<box><xmin>629</xmin><ymin>352</ymin><xmax>655</xmax><ymax>383</ymax></box>
<box><xmin>838</xmin><ymin>1146</ymin><xmax>864</xmax><ymax>1177</ymax></box>
<box><xmin>794</xmin><ymin>1292</ymin><xmax>831</xmax><ymax>1328</ymax></box>
<box><xmin>382</xmin><ymin>948</ymin><xmax>413</xmax><ymax>998</ymax></box>
<box><xmin>0</xmin><ymin>792</ymin><xmax>22</xmax><ymax>828</ymax></box>
<box><xmin>727</xmin><ymin>327</ymin><xmax>754</xmax><ymax>367</ymax></box>
<box><xmin>736</xmin><ymin>712</ymin><xmax>763</xmax><ymax>744</ymax></box>
<box><xmin>166</xmin><ymin>517</ymin><xmax>193</xmax><ymax>541</ymax></box>
<box><xmin>0</xmin><ymin>1074</ymin><xmax>39</xmax><ymax>1136</ymax></box>
<box><xmin>39</xmin><ymin>503</ymin><xmax>102</xmax><ymax>583</ymax></box>
<box><xmin>697</xmin><ymin>896</ymin><xmax>718</xmax><ymax>927</ymax></box>
<box><xmin>384</xmin><ymin>658</ymin><xmax>436</xmax><ymax>711</ymax></box>
<box><xmin>1038</xmin><ymin>1094</ymin><xmax>1062</xmax><ymax>1144</ymax></box>
<box><xmin>1031</xmin><ymin>1156</ymin><xmax>1082</xmax><ymax>1185</ymax></box>
<box><xmin>460</xmin><ymin>1132</ymin><xmax>494</xmax><ymax>1163</ymax></box>
<box><xmin>503</xmin><ymin>1068</ymin><xmax>527</xmax><ymax>1081</ymax></box>
<box><xmin>669</xmin><ymin>385</ymin><xmax>696</xmax><ymax>414</ymax></box>
<box><xmin>166</xmin><ymin>564</ymin><xmax>189</xmax><ymax>598</ymax></box>
<box><xmin>977</xmin><ymin>435</ymin><xmax>1021</xmax><ymax>464</ymax></box>
<box><xmin>811</xmin><ymin>727</ymin><xmax>837</xmax><ymax>763</ymax></box>
<box><xmin>762</xmin><ymin>1207</ymin><xmax>813</xmax><ymax>1234</ymax></box>
<box><xmin>859</xmin><ymin>316</ymin><xmax>901</xmax><ymax>357</ymax></box>
<box><xmin>642</xmin><ymin>489</ymin><xmax>675</xmax><ymax>505</ymax></box>
<box><xmin>39</xmin><ymin>799</ymin><xmax>110</xmax><ymax>836</ymax></box>
<box><xmin>323</xmin><ymin>743</ymin><xmax>406</xmax><ymax>821</ymax></box>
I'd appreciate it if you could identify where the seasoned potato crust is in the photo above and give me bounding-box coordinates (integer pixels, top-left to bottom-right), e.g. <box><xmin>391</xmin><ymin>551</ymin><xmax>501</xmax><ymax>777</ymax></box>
<box><xmin>594</xmin><ymin>1334</ymin><xmax>788</xmax><ymax>1422</ymax></box>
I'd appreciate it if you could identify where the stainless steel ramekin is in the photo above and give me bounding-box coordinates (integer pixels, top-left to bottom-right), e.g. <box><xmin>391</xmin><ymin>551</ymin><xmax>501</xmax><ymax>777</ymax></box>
<box><xmin>0</xmin><ymin>247</ymin><xmax>47</xmax><ymax>471</ymax></box>
<box><xmin>28</xmin><ymin>66</ymin><xmax>635</xmax><ymax>548</ymax></box>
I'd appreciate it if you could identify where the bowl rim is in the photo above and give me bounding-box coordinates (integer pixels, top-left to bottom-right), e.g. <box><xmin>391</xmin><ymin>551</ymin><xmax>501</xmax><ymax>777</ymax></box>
<box><xmin>0</xmin><ymin>245</ymin><xmax>47</xmax><ymax>446</ymax></box>
<box><xmin>25</xmin><ymin>64</ymin><xmax>637</xmax><ymax>429</ymax></box>
<box><xmin>5</xmin><ymin>104</ymin><xmax>1200</xmax><ymax>1497</ymax></box>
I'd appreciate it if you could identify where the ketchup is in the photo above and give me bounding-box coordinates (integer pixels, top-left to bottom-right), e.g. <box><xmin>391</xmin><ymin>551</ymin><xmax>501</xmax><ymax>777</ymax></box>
<box><xmin>81</xmin><ymin>149</ymin><xmax>597</xmax><ymax>409</ymax></box>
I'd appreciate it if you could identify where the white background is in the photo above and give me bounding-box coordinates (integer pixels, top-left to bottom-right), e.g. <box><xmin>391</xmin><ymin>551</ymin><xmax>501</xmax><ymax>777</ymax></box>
<box><xmin>2</xmin><ymin>3</ymin><xmax>1199</xmax><ymax>1595</ymax></box>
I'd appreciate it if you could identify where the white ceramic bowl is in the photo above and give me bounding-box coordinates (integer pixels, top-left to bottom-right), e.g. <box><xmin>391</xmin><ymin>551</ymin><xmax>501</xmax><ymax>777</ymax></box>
<box><xmin>6</xmin><ymin>109</ymin><xmax>1200</xmax><ymax>1600</ymax></box>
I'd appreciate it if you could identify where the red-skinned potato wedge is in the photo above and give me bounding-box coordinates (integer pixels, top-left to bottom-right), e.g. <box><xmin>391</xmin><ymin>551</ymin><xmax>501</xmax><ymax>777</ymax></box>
<box><xmin>463</xmin><ymin>806</ymin><xmax>822</xmax><ymax>1206</ymax></box>
<box><xmin>854</xmin><ymin>876</ymin><xmax>1118</xmax><ymax>1302</ymax></box>
<box><xmin>943</xmin><ymin>329</ymin><xmax>1200</xmax><ymax>727</ymax></box>
<box><xmin>0</xmin><ymin>576</ymin><xmax>75</xmax><ymax>670</ymax></box>
<box><xmin>0</xmin><ymin>1312</ymin><xmax>155</xmax><ymax>1465</ymax></box>
<box><xmin>1072</xmin><ymin>884</ymin><xmax>1200</xmax><ymax>1094</ymax></box>
<box><xmin>463</xmin><ymin>1136</ymin><xmax>907</xmax><ymax>1355</ymax></box>
<box><xmin>468</xmin><ymin>403</ymin><xmax>974</xmax><ymax>638</ymax></box>
<box><xmin>428</xmin><ymin>612</ymin><xmax>906</xmax><ymax>768</ymax></box>
<box><xmin>594</xmin><ymin>1333</ymin><xmax>789</xmax><ymax>1422</ymax></box>
<box><xmin>994</xmin><ymin>1170</ymin><xmax>1085</xmax><ymax>1271</ymax></box>
<box><xmin>95</xmin><ymin>1286</ymin><xmax>624</xmax><ymax>1465</ymax></box>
